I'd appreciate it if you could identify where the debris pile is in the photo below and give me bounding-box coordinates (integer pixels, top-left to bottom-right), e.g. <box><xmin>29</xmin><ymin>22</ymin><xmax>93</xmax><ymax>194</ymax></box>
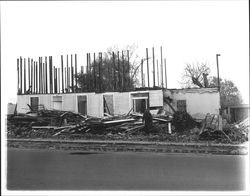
<box><xmin>198</xmin><ymin>113</ymin><xmax>249</xmax><ymax>143</ymax></box>
<box><xmin>7</xmin><ymin>105</ymin><xmax>249</xmax><ymax>144</ymax></box>
<box><xmin>7</xmin><ymin>104</ymin><xmax>172</xmax><ymax>139</ymax></box>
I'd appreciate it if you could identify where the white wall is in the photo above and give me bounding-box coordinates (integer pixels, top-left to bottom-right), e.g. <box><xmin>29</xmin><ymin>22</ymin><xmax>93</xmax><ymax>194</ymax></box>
<box><xmin>164</xmin><ymin>88</ymin><xmax>220</xmax><ymax>115</ymax></box>
<box><xmin>16</xmin><ymin>90</ymin><xmax>164</xmax><ymax>117</ymax></box>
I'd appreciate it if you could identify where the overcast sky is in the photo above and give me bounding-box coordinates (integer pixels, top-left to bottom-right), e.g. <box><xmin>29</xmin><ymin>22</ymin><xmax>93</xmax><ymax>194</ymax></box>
<box><xmin>1</xmin><ymin>1</ymin><xmax>249</xmax><ymax>104</ymax></box>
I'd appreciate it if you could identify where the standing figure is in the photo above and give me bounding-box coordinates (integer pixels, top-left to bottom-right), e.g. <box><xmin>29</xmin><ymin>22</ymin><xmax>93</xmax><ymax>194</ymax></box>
<box><xmin>142</xmin><ymin>109</ymin><xmax>153</xmax><ymax>132</ymax></box>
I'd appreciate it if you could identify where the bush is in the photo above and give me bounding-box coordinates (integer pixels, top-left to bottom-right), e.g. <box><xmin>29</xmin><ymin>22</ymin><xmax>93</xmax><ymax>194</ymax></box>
<box><xmin>172</xmin><ymin>111</ymin><xmax>196</xmax><ymax>132</ymax></box>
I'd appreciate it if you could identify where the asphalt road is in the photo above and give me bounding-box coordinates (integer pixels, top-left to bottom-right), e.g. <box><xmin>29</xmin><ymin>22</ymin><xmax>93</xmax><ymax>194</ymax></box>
<box><xmin>7</xmin><ymin>148</ymin><xmax>246</xmax><ymax>190</ymax></box>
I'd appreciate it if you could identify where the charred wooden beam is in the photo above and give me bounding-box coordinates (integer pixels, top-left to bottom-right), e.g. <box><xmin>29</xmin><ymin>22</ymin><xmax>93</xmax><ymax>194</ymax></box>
<box><xmin>99</xmin><ymin>52</ymin><xmax>102</xmax><ymax>92</ymax></box>
<box><xmin>45</xmin><ymin>57</ymin><xmax>48</xmax><ymax>94</ymax></box>
<box><xmin>20</xmin><ymin>57</ymin><xmax>23</xmax><ymax>94</ymax></box>
<box><xmin>127</xmin><ymin>50</ymin><xmax>130</xmax><ymax>89</ymax></box>
<box><xmin>157</xmin><ymin>59</ymin><xmax>159</xmax><ymax>87</ymax></box>
<box><xmin>64</xmin><ymin>67</ymin><xmax>67</xmax><ymax>92</ymax></box>
<box><xmin>86</xmin><ymin>53</ymin><xmax>89</xmax><ymax>91</ymax></box>
<box><xmin>31</xmin><ymin>59</ymin><xmax>33</xmax><ymax>94</ymax></box>
<box><xmin>36</xmin><ymin>61</ymin><xmax>38</xmax><ymax>94</ymax></box>
<box><xmin>71</xmin><ymin>54</ymin><xmax>74</xmax><ymax>93</ymax></box>
<box><xmin>54</xmin><ymin>66</ymin><xmax>57</xmax><ymax>93</ymax></box>
<box><xmin>122</xmin><ymin>51</ymin><xmax>125</xmax><ymax>91</ymax></box>
<box><xmin>49</xmin><ymin>56</ymin><xmax>53</xmax><ymax>94</ymax></box>
<box><xmin>112</xmin><ymin>52</ymin><xmax>116</xmax><ymax>91</ymax></box>
<box><xmin>117</xmin><ymin>51</ymin><xmax>120</xmax><ymax>91</ymax></box>
<box><xmin>67</xmin><ymin>55</ymin><xmax>69</xmax><ymax>91</ymax></box>
<box><xmin>146</xmin><ymin>48</ymin><xmax>149</xmax><ymax>88</ymax></box>
<box><xmin>152</xmin><ymin>47</ymin><xmax>155</xmax><ymax>87</ymax></box>
<box><xmin>43</xmin><ymin>62</ymin><xmax>45</xmax><ymax>93</ymax></box>
<box><xmin>61</xmin><ymin>55</ymin><xmax>64</xmax><ymax>93</ymax></box>
<box><xmin>39</xmin><ymin>57</ymin><xmax>41</xmax><ymax>94</ymax></box>
<box><xmin>160</xmin><ymin>46</ymin><xmax>163</xmax><ymax>88</ymax></box>
<box><xmin>24</xmin><ymin>58</ymin><xmax>26</xmax><ymax>94</ymax></box>
<box><xmin>17</xmin><ymin>58</ymin><xmax>19</xmax><ymax>94</ymax></box>
<box><xmin>164</xmin><ymin>58</ymin><xmax>167</xmax><ymax>88</ymax></box>
<box><xmin>28</xmin><ymin>58</ymin><xmax>30</xmax><ymax>92</ymax></box>
<box><xmin>141</xmin><ymin>59</ymin><xmax>144</xmax><ymax>87</ymax></box>
<box><xmin>58</xmin><ymin>68</ymin><xmax>60</xmax><ymax>93</ymax></box>
<box><xmin>75</xmin><ymin>54</ymin><xmax>77</xmax><ymax>92</ymax></box>
<box><xmin>93</xmin><ymin>53</ymin><xmax>96</xmax><ymax>91</ymax></box>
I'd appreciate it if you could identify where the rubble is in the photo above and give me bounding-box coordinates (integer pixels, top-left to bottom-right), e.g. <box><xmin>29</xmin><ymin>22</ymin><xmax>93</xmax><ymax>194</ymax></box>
<box><xmin>6</xmin><ymin>105</ymin><xmax>249</xmax><ymax>144</ymax></box>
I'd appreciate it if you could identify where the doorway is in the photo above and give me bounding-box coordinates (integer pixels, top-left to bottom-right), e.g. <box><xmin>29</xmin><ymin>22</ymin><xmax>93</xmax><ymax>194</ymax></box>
<box><xmin>103</xmin><ymin>95</ymin><xmax>114</xmax><ymax>115</ymax></box>
<box><xmin>78</xmin><ymin>95</ymin><xmax>87</xmax><ymax>115</ymax></box>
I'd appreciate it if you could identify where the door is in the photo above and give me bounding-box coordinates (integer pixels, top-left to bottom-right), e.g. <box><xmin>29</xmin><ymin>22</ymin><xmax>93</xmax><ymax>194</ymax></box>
<box><xmin>30</xmin><ymin>97</ymin><xmax>39</xmax><ymax>111</ymax></box>
<box><xmin>177</xmin><ymin>100</ymin><xmax>187</xmax><ymax>112</ymax></box>
<box><xmin>53</xmin><ymin>96</ymin><xmax>62</xmax><ymax>110</ymax></box>
<box><xmin>103</xmin><ymin>95</ymin><xmax>114</xmax><ymax>115</ymax></box>
<box><xmin>133</xmin><ymin>99</ymin><xmax>148</xmax><ymax>113</ymax></box>
<box><xmin>78</xmin><ymin>95</ymin><xmax>87</xmax><ymax>115</ymax></box>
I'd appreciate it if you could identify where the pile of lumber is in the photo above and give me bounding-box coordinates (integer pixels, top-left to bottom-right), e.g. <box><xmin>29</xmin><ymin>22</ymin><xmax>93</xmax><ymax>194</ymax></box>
<box><xmin>199</xmin><ymin>114</ymin><xmax>249</xmax><ymax>143</ymax></box>
<box><xmin>7</xmin><ymin>106</ymin><xmax>172</xmax><ymax>138</ymax></box>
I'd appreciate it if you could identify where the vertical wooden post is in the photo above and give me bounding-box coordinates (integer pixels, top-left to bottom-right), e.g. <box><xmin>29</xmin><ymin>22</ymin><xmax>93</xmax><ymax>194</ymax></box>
<box><xmin>24</xmin><ymin>58</ymin><xmax>26</xmax><ymax>94</ymax></box>
<box><xmin>93</xmin><ymin>53</ymin><xmax>96</xmax><ymax>91</ymax></box>
<box><xmin>28</xmin><ymin>58</ymin><xmax>30</xmax><ymax>92</ymax></box>
<box><xmin>146</xmin><ymin>48</ymin><xmax>149</xmax><ymax>88</ymax></box>
<box><xmin>117</xmin><ymin>51</ymin><xmax>120</xmax><ymax>91</ymax></box>
<box><xmin>33</xmin><ymin>61</ymin><xmax>35</xmax><ymax>94</ymax></box>
<box><xmin>75</xmin><ymin>54</ymin><xmax>77</xmax><ymax>92</ymax></box>
<box><xmin>49</xmin><ymin>57</ymin><xmax>53</xmax><ymax>94</ymax></box>
<box><xmin>216</xmin><ymin>54</ymin><xmax>221</xmax><ymax>91</ymax></box>
<box><xmin>45</xmin><ymin>57</ymin><xmax>48</xmax><ymax>94</ymax></box>
<box><xmin>43</xmin><ymin>62</ymin><xmax>45</xmax><ymax>94</ymax></box>
<box><xmin>41</xmin><ymin>59</ymin><xmax>43</xmax><ymax>94</ymax></box>
<box><xmin>160</xmin><ymin>46</ymin><xmax>163</xmax><ymax>88</ymax></box>
<box><xmin>54</xmin><ymin>66</ymin><xmax>57</xmax><ymax>93</ymax></box>
<box><xmin>127</xmin><ymin>50</ymin><xmax>130</xmax><ymax>89</ymax></box>
<box><xmin>152</xmin><ymin>47</ymin><xmax>155</xmax><ymax>87</ymax></box>
<box><xmin>66</xmin><ymin>55</ymin><xmax>69</xmax><ymax>91</ymax></box>
<box><xmin>64</xmin><ymin>67</ymin><xmax>67</xmax><ymax>92</ymax></box>
<box><xmin>38</xmin><ymin>57</ymin><xmax>40</xmax><ymax>93</ymax></box>
<box><xmin>157</xmin><ymin>60</ymin><xmax>159</xmax><ymax>87</ymax></box>
<box><xmin>86</xmin><ymin>53</ymin><xmax>89</xmax><ymax>91</ymax></box>
<box><xmin>164</xmin><ymin>58</ymin><xmax>167</xmax><ymax>88</ymax></box>
<box><xmin>99</xmin><ymin>52</ymin><xmax>102</xmax><ymax>92</ymax></box>
<box><xmin>20</xmin><ymin>57</ymin><xmax>23</xmax><ymax>94</ymax></box>
<box><xmin>36</xmin><ymin>62</ymin><xmax>38</xmax><ymax>94</ymax></box>
<box><xmin>141</xmin><ymin>59</ymin><xmax>144</xmax><ymax>87</ymax></box>
<box><xmin>58</xmin><ymin>68</ymin><xmax>60</xmax><ymax>93</ymax></box>
<box><xmin>17</xmin><ymin>58</ymin><xmax>19</xmax><ymax>94</ymax></box>
<box><xmin>31</xmin><ymin>59</ymin><xmax>33</xmax><ymax>94</ymax></box>
<box><xmin>71</xmin><ymin>54</ymin><xmax>74</xmax><ymax>93</ymax></box>
<box><xmin>112</xmin><ymin>52</ymin><xmax>116</xmax><ymax>91</ymax></box>
<box><xmin>88</xmin><ymin>53</ymin><xmax>91</xmax><ymax>91</ymax></box>
<box><xmin>122</xmin><ymin>51</ymin><xmax>125</xmax><ymax>91</ymax></box>
<box><xmin>61</xmin><ymin>55</ymin><xmax>64</xmax><ymax>93</ymax></box>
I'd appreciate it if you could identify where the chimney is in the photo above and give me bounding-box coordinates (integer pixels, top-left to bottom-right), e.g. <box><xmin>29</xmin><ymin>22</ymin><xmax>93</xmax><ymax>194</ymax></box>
<box><xmin>203</xmin><ymin>73</ymin><xmax>208</xmax><ymax>88</ymax></box>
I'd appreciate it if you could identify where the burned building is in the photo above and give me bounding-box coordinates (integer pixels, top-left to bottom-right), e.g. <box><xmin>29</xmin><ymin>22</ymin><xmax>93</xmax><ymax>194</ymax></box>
<box><xmin>15</xmin><ymin>47</ymin><xmax>220</xmax><ymax>117</ymax></box>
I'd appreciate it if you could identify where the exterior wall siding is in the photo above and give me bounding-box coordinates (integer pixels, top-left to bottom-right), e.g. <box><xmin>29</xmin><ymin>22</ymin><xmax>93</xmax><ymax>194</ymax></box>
<box><xmin>164</xmin><ymin>88</ymin><xmax>220</xmax><ymax>115</ymax></box>
<box><xmin>16</xmin><ymin>90</ymin><xmax>164</xmax><ymax>117</ymax></box>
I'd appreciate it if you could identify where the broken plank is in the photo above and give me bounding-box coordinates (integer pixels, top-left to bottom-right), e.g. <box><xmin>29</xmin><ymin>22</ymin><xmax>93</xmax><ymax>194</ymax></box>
<box><xmin>32</xmin><ymin>126</ymin><xmax>57</xmax><ymax>129</ymax></box>
<box><xmin>103</xmin><ymin>118</ymin><xmax>136</xmax><ymax>125</ymax></box>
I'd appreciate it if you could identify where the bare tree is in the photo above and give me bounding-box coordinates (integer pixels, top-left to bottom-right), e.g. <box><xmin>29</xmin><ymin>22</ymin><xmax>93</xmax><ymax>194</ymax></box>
<box><xmin>181</xmin><ymin>62</ymin><xmax>211</xmax><ymax>88</ymax></box>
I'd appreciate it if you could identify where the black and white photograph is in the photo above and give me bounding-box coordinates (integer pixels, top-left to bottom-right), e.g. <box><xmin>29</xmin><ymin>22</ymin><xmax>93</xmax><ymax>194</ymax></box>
<box><xmin>1</xmin><ymin>0</ymin><xmax>249</xmax><ymax>195</ymax></box>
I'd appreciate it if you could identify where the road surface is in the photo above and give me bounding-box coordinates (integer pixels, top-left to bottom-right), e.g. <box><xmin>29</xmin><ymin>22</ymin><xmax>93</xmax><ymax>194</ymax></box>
<box><xmin>7</xmin><ymin>148</ymin><xmax>246</xmax><ymax>190</ymax></box>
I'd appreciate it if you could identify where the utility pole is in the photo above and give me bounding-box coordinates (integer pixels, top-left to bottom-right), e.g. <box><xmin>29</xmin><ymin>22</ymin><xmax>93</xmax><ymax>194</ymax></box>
<box><xmin>146</xmin><ymin>48</ymin><xmax>149</xmax><ymax>88</ymax></box>
<box><xmin>216</xmin><ymin>54</ymin><xmax>221</xmax><ymax>91</ymax></box>
<box><xmin>216</xmin><ymin>53</ymin><xmax>221</xmax><ymax>116</ymax></box>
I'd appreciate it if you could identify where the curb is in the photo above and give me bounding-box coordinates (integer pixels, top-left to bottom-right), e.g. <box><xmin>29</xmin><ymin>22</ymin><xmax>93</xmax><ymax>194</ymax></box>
<box><xmin>7</xmin><ymin>139</ymin><xmax>248</xmax><ymax>155</ymax></box>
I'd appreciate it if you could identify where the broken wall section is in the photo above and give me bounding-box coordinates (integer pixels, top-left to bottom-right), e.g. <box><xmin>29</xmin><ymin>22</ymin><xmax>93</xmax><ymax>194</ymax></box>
<box><xmin>16</xmin><ymin>90</ymin><xmax>164</xmax><ymax>117</ymax></box>
<box><xmin>163</xmin><ymin>88</ymin><xmax>220</xmax><ymax>118</ymax></box>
